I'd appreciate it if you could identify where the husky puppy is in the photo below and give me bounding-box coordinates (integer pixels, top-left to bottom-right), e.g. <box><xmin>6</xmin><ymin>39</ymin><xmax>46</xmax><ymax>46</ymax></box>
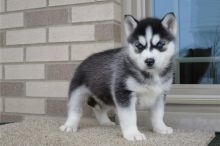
<box><xmin>60</xmin><ymin>12</ymin><xmax>177</xmax><ymax>141</ymax></box>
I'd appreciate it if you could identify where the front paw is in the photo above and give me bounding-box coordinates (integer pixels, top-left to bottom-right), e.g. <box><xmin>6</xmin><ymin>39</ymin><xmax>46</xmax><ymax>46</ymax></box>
<box><xmin>59</xmin><ymin>124</ymin><xmax>78</xmax><ymax>132</ymax></box>
<box><xmin>153</xmin><ymin>126</ymin><xmax>173</xmax><ymax>134</ymax></box>
<box><xmin>123</xmin><ymin>131</ymin><xmax>146</xmax><ymax>141</ymax></box>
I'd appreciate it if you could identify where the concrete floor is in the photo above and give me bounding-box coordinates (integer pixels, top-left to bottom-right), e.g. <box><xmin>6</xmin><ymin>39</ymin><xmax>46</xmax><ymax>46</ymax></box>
<box><xmin>137</xmin><ymin>111</ymin><xmax>220</xmax><ymax>131</ymax></box>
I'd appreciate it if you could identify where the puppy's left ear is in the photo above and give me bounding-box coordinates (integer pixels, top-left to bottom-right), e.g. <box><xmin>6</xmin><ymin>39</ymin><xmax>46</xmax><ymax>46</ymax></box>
<box><xmin>161</xmin><ymin>12</ymin><xmax>177</xmax><ymax>36</ymax></box>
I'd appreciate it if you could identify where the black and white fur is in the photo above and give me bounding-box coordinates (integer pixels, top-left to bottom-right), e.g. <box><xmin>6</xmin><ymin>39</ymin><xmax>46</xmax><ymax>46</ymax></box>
<box><xmin>60</xmin><ymin>13</ymin><xmax>177</xmax><ymax>141</ymax></box>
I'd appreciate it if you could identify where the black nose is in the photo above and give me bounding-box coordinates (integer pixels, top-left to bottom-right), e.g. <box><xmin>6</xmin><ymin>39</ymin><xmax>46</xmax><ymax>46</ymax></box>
<box><xmin>145</xmin><ymin>58</ymin><xmax>155</xmax><ymax>67</ymax></box>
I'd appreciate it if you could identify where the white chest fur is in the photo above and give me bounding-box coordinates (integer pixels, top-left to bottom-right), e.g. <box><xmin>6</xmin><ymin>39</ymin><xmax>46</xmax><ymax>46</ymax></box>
<box><xmin>126</xmin><ymin>75</ymin><xmax>171</xmax><ymax>109</ymax></box>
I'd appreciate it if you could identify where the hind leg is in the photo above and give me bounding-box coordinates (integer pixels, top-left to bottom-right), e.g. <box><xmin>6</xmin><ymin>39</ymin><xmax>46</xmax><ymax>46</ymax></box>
<box><xmin>87</xmin><ymin>97</ymin><xmax>115</xmax><ymax>125</ymax></box>
<box><xmin>60</xmin><ymin>86</ymin><xmax>89</xmax><ymax>132</ymax></box>
<box><xmin>93</xmin><ymin>107</ymin><xmax>115</xmax><ymax>126</ymax></box>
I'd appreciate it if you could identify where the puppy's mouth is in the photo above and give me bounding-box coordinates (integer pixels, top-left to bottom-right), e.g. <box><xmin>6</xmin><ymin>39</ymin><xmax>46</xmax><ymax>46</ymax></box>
<box><xmin>147</xmin><ymin>66</ymin><xmax>154</xmax><ymax>69</ymax></box>
<box><xmin>145</xmin><ymin>67</ymin><xmax>156</xmax><ymax>72</ymax></box>
<box><xmin>146</xmin><ymin>65</ymin><xmax>155</xmax><ymax>70</ymax></box>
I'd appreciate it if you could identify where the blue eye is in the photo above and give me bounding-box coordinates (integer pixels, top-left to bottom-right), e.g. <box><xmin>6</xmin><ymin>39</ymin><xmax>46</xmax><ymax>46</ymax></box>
<box><xmin>134</xmin><ymin>41</ymin><xmax>145</xmax><ymax>52</ymax></box>
<box><xmin>156</xmin><ymin>41</ymin><xmax>166</xmax><ymax>49</ymax></box>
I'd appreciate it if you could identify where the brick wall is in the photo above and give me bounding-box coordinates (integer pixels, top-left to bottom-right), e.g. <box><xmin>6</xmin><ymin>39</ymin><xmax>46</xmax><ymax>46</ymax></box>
<box><xmin>0</xmin><ymin>0</ymin><xmax>122</xmax><ymax>118</ymax></box>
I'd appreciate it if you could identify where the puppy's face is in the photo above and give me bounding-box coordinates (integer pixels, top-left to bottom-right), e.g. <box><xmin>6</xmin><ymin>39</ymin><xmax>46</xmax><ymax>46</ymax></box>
<box><xmin>124</xmin><ymin>13</ymin><xmax>177</xmax><ymax>73</ymax></box>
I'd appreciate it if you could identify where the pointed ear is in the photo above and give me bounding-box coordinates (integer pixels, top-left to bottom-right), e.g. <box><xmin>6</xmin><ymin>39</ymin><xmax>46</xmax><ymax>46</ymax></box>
<box><xmin>161</xmin><ymin>12</ymin><xmax>177</xmax><ymax>36</ymax></box>
<box><xmin>124</xmin><ymin>15</ymin><xmax>138</xmax><ymax>37</ymax></box>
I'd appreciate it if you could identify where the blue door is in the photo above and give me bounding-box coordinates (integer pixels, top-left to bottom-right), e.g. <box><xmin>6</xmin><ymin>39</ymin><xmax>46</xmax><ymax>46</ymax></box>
<box><xmin>153</xmin><ymin>0</ymin><xmax>220</xmax><ymax>84</ymax></box>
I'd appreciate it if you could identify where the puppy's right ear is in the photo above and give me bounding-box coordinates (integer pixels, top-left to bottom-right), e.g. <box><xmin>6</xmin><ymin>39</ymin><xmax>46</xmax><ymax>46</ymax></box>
<box><xmin>124</xmin><ymin>15</ymin><xmax>138</xmax><ymax>37</ymax></box>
